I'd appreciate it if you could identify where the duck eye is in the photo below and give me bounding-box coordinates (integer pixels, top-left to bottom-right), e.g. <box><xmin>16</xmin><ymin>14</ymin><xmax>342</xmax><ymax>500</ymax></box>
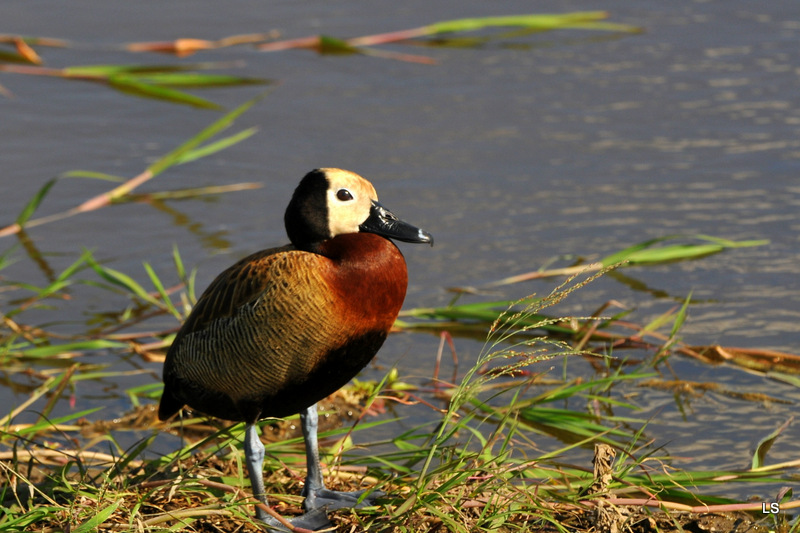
<box><xmin>336</xmin><ymin>189</ymin><xmax>354</xmax><ymax>201</ymax></box>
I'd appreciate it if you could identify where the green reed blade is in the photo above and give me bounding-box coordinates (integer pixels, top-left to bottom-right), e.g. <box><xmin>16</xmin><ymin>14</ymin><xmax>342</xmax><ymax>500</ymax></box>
<box><xmin>601</xmin><ymin>234</ymin><xmax>769</xmax><ymax>267</ymax></box>
<box><xmin>174</xmin><ymin>127</ymin><xmax>259</xmax><ymax>165</ymax></box>
<box><xmin>38</xmin><ymin>364</ymin><xmax>78</xmax><ymax>422</ymax></box>
<box><xmin>103</xmin><ymin>433</ymin><xmax>157</xmax><ymax>482</ymax></box>
<box><xmin>318</xmin><ymin>35</ymin><xmax>361</xmax><ymax>54</ymax></box>
<box><xmin>72</xmin><ymin>500</ymin><xmax>121</xmax><ymax>533</ymax></box>
<box><xmin>54</xmin><ymin>248</ymin><xmax>93</xmax><ymax>283</ymax></box>
<box><xmin>128</xmin><ymin>72</ymin><xmax>267</xmax><ymax>87</ymax></box>
<box><xmin>752</xmin><ymin>417</ymin><xmax>793</xmax><ymax>470</ymax></box>
<box><xmin>16</xmin><ymin>178</ymin><xmax>57</xmax><ymax>226</ymax></box>
<box><xmin>60</xmin><ymin>170</ymin><xmax>126</xmax><ymax>181</ymax></box>
<box><xmin>148</xmin><ymin>92</ymin><xmax>267</xmax><ymax>176</ymax></box>
<box><xmin>108</xmin><ymin>74</ymin><xmax>222</xmax><ymax>109</ymax></box>
<box><xmin>143</xmin><ymin>262</ymin><xmax>181</xmax><ymax>319</ymax></box>
<box><xmin>86</xmin><ymin>254</ymin><xmax>162</xmax><ymax>307</ymax></box>
<box><xmin>426</xmin><ymin>12</ymin><xmax>639</xmax><ymax>35</ymax></box>
<box><xmin>62</xmin><ymin>62</ymin><xmax>247</xmax><ymax>77</ymax></box>
<box><xmin>12</xmin><ymin>339</ymin><xmax>127</xmax><ymax>358</ymax></box>
<box><xmin>0</xmin><ymin>245</ymin><xmax>17</xmax><ymax>272</ymax></box>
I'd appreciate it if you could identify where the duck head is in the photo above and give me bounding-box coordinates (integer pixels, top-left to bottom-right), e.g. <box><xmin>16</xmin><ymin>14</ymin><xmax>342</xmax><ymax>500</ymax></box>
<box><xmin>285</xmin><ymin>168</ymin><xmax>433</xmax><ymax>251</ymax></box>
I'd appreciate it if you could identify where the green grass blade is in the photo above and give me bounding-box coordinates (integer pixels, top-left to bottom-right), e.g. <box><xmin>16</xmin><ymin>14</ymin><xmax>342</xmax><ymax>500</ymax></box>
<box><xmin>627</xmin><ymin>243</ymin><xmax>725</xmax><ymax>263</ymax></box>
<box><xmin>54</xmin><ymin>249</ymin><xmax>92</xmax><ymax>283</ymax></box>
<box><xmin>38</xmin><ymin>364</ymin><xmax>78</xmax><ymax>422</ymax></box>
<box><xmin>0</xmin><ymin>508</ymin><xmax>54</xmax><ymax>529</ymax></box>
<box><xmin>62</xmin><ymin>63</ymin><xmax>243</xmax><ymax>77</ymax></box>
<box><xmin>28</xmin><ymin>279</ymin><xmax>70</xmax><ymax>301</ymax></box>
<box><xmin>601</xmin><ymin>234</ymin><xmax>769</xmax><ymax>267</ymax></box>
<box><xmin>171</xmin><ymin>244</ymin><xmax>198</xmax><ymax>306</ymax></box>
<box><xmin>640</xmin><ymin>306</ymin><xmax>679</xmax><ymax>334</ymax></box>
<box><xmin>752</xmin><ymin>417</ymin><xmax>793</xmax><ymax>469</ymax></box>
<box><xmin>172</xmin><ymin>244</ymin><xmax>186</xmax><ymax>280</ymax></box>
<box><xmin>62</xmin><ymin>64</ymin><xmax>147</xmax><ymax>77</ymax></box>
<box><xmin>425</xmin><ymin>12</ymin><xmax>635</xmax><ymax>34</ymax></box>
<box><xmin>601</xmin><ymin>236</ymin><xmax>688</xmax><ymax>266</ymax></box>
<box><xmin>5</xmin><ymin>408</ymin><xmax>103</xmax><ymax>438</ymax></box>
<box><xmin>60</xmin><ymin>170</ymin><xmax>126</xmax><ymax>181</ymax></box>
<box><xmin>62</xmin><ymin>63</ymin><xmax>193</xmax><ymax>77</ymax></box>
<box><xmin>16</xmin><ymin>178</ymin><xmax>57</xmax><ymax>226</ymax></box>
<box><xmin>318</xmin><ymin>35</ymin><xmax>361</xmax><ymax>54</ymax></box>
<box><xmin>174</xmin><ymin>126</ymin><xmax>259</xmax><ymax>165</ymax></box>
<box><xmin>565</xmin><ymin>21</ymin><xmax>645</xmax><ymax>32</ymax></box>
<box><xmin>693</xmin><ymin>234</ymin><xmax>771</xmax><ymax>248</ymax></box>
<box><xmin>108</xmin><ymin>74</ymin><xmax>222</xmax><ymax>109</ymax></box>
<box><xmin>670</xmin><ymin>291</ymin><xmax>692</xmax><ymax>339</ymax></box>
<box><xmin>85</xmin><ymin>254</ymin><xmax>161</xmax><ymax>307</ymax></box>
<box><xmin>148</xmin><ymin>92</ymin><xmax>267</xmax><ymax>176</ymax></box>
<box><xmin>72</xmin><ymin>500</ymin><xmax>121</xmax><ymax>533</ymax></box>
<box><xmin>530</xmin><ymin>372</ymin><xmax>654</xmax><ymax>404</ymax></box>
<box><xmin>399</xmin><ymin>301</ymin><xmax>575</xmax><ymax>335</ymax></box>
<box><xmin>12</xmin><ymin>339</ymin><xmax>127</xmax><ymax>358</ymax></box>
<box><xmin>104</xmin><ymin>433</ymin><xmax>157</xmax><ymax>482</ymax></box>
<box><xmin>128</xmin><ymin>72</ymin><xmax>267</xmax><ymax>87</ymax></box>
<box><xmin>143</xmin><ymin>262</ymin><xmax>181</xmax><ymax>319</ymax></box>
<box><xmin>126</xmin><ymin>382</ymin><xmax>164</xmax><ymax>407</ymax></box>
<box><xmin>0</xmin><ymin>245</ymin><xmax>17</xmax><ymax>272</ymax></box>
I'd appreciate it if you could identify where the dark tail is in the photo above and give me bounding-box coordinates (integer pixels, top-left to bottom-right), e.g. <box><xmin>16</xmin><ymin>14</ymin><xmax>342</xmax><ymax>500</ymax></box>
<box><xmin>158</xmin><ymin>384</ymin><xmax>183</xmax><ymax>421</ymax></box>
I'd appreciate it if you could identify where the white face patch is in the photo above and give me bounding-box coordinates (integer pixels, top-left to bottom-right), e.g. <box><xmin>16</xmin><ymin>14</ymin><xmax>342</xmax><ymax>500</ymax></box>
<box><xmin>321</xmin><ymin>168</ymin><xmax>379</xmax><ymax>238</ymax></box>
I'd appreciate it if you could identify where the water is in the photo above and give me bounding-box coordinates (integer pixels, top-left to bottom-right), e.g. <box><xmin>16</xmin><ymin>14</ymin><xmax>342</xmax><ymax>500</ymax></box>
<box><xmin>2</xmin><ymin>0</ymin><xmax>799</xmax><ymax>501</ymax></box>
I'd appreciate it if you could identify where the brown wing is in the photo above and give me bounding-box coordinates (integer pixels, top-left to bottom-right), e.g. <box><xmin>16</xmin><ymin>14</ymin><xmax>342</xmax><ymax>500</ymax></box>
<box><xmin>159</xmin><ymin>245</ymin><xmax>295</xmax><ymax>421</ymax></box>
<box><xmin>176</xmin><ymin>245</ymin><xmax>294</xmax><ymax>337</ymax></box>
<box><xmin>158</xmin><ymin>245</ymin><xmax>348</xmax><ymax>422</ymax></box>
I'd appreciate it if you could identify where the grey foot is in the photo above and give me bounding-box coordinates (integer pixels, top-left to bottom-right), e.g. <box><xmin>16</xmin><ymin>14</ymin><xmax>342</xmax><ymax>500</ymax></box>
<box><xmin>304</xmin><ymin>488</ymin><xmax>384</xmax><ymax>512</ymax></box>
<box><xmin>259</xmin><ymin>507</ymin><xmax>332</xmax><ymax>532</ymax></box>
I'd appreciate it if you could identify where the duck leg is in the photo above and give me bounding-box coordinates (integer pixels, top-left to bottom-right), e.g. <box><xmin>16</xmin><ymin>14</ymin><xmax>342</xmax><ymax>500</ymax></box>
<box><xmin>244</xmin><ymin>423</ymin><xmax>331</xmax><ymax>531</ymax></box>
<box><xmin>300</xmin><ymin>403</ymin><xmax>383</xmax><ymax>512</ymax></box>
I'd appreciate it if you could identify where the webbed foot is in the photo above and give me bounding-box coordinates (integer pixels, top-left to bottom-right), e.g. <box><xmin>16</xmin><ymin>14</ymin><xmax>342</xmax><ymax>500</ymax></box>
<box><xmin>259</xmin><ymin>507</ymin><xmax>332</xmax><ymax>532</ymax></box>
<box><xmin>303</xmin><ymin>487</ymin><xmax>385</xmax><ymax>512</ymax></box>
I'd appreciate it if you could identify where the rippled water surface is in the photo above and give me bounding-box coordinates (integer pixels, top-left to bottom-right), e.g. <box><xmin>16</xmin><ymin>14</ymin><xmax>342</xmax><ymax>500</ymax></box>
<box><xmin>2</xmin><ymin>0</ymin><xmax>799</xmax><ymax>500</ymax></box>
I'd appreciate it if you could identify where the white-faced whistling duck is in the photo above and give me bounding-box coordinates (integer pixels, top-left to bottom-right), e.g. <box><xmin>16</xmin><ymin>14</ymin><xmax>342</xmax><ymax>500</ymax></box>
<box><xmin>158</xmin><ymin>168</ymin><xmax>433</xmax><ymax>530</ymax></box>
